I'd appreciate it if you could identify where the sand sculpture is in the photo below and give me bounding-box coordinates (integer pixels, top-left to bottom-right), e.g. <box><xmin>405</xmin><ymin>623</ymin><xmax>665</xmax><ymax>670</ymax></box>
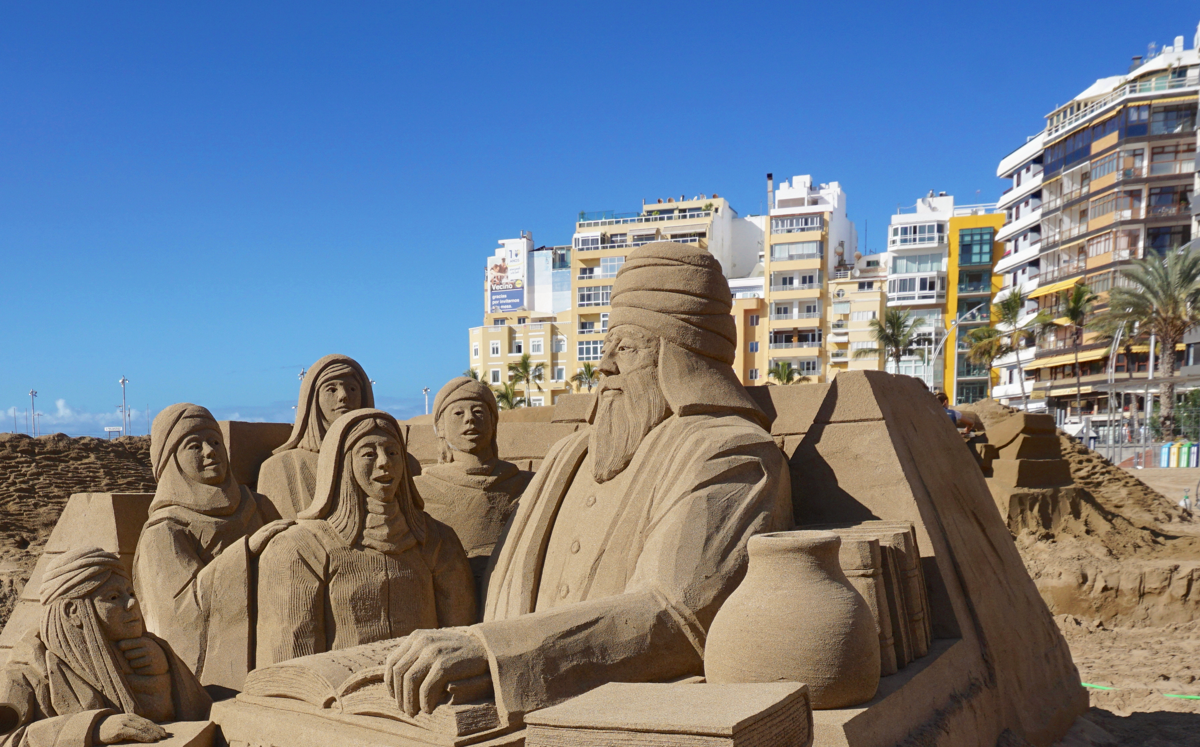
<box><xmin>413</xmin><ymin>378</ymin><xmax>530</xmax><ymax>592</ymax></box>
<box><xmin>255</xmin><ymin>409</ymin><xmax>476</xmax><ymax>667</ymax></box>
<box><xmin>0</xmin><ymin>547</ymin><xmax>211</xmax><ymax>746</ymax></box>
<box><xmin>257</xmin><ymin>354</ymin><xmax>375</xmax><ymax>520</ymax></box>
<box><xmin>132</xmin><ymin>404</ymin><xmax>288</xmax><ymax>691</ymax></box>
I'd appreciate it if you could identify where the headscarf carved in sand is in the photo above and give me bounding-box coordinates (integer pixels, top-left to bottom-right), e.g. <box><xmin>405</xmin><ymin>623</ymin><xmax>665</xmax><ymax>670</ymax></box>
<box><xmin>257</xmin><ymin>354</ymin><xmax>375</xmax><ymax>520</ymax></box>
<box><xmin>0</xmin><ymin>547</ymin><xmax>210</xmax><ymax>747</ymax></box>
<box><xmin>256</xmin><ymin>409</ymin><xmax>476</xmax><ymax>667</ymax></box>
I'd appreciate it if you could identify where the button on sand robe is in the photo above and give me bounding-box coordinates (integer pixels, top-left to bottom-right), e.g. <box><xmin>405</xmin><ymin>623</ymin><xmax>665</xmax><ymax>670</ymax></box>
<box><xmin>0</xmin><ymin>547</ymin><xmax>211</xmax><ymax>747</ymax></box>
<box><xmin>255</xmin><ymin>409</ymin><xmax>476</xmax><ymax>668</ymax></box>
<box><xmin>257</xmin><ymin>354</ymin><xmax>375</xmax><ymax>521</ymax></box>
<box><xmin>132</xmin><ymin>404</ymin><xmax>287</xmax><ymax>691</ymax></box>
<box><xmin>382</xmin><ymin>241</ymin><xmax>794</xmax><ymax>722</ymax></box>
<box><xmin>414</xmin><ymin>377</ymin><xmax>531</xmax><ymax>597</ymax></box>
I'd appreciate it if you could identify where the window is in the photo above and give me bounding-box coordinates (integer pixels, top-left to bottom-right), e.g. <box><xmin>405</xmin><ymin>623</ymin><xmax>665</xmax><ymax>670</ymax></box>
<box><xmin>850</xmin><ymin>341</ymin><xmax>874</xmax><ymax>351</ymax></box>
<box><xmin>553</xmin><ymin>336</ymin><xmax>567</xmax><ymax>353</ymax></box>
<box><xmin>833</xmin><ymin>302</ymin><xmax>851</xmax><ymax>314</ymax></box>
<box><xmin>771</xmin><ymin>240</ymin><xmax>822</xmax><ymax>260</ymax></box>
<box><xmin>512</xmin><ymin>340</ymin><xmax>523</xmax><ymax>355</ymax></box>
<box><xmin>1150</xmin><ymin>104</ymin><xmax>1197</xmax><ymax>136</ymax></box>
<box><xmin>517</xmin><ymin>317</ymin><xmax>526</xmax><ymax>325</ymax></box>
<box><xmin>600</xmin><ymin>312</ymin><xmax>609</xmax><ymax>333</ymax></box>
<box><xmin>599</xmin><ymin>256</ymin><xmax>625</xmax><ymax>278</ymax></box>
<box><xmin>748</xmin><ymin>315</ymin><xmax>760</xmax><ymax>327</ymax></box>
<box><xmin>574</xmin><ymin>234</ymin><xmax>601</xmax><ymax>251</ymax></box>
<box><xmin>530</xmin><ymin>338</ymin><xmax>543</xmax><ymax>355</ymax></box>
<box><xmin>890</xmin><ymin>252</ymin><xmax>944</xmax><ymax>273</ymax></box>
<box><xmin>553</xmin><ymin>366</ymin><xmax>565</xmax><ymax>381</ymax></box>
<box><xmin>489</xmin><ymin>341</ymin><xmax>501</xmax><ymax>356</ymax></box>
<box><xmin>798</xmin><ymin>360</ymin><xmax>819</xmax><ymax>375</ymax></box>
<box><xmin>494</xmin><ymin>318</ymin><xmax>506</xmax><ymax>326</ymax></box>
<box><xmin>748</xmin><ymin>368</ymin><xmax>759</xmax><ymax>381</ymax></box>
<box><xmin>578</xmin><ymin>266</ymin><xmax>596</xmax><ymax>279</ymax></box>
<box><xmin>1086</xmin><ymin>233</ymin><xmax>1112</xmax><ymax>258</ymax></box>
<box><xmin>1089</xmin><ymin>193</ymin><xmax>1116</xmax><ymax>220</ymax></box>
<box><xmin>578</xmin><ymin>285</ymin><xmax>612</xmax><ymax>307</ymax></box>
<box><xmin>851</xmin><ymin>310</ymin><xmax>877</xmax><ymax>321</ymax></box>
<box><xmin>1090</xmin><ymin>152</ymin><xmax>1117</xmax><ymax>180</ymax></box>
<box><xmin>1150</xmin><ymin>143</ymin><xmax>1197</xmax><ymax>175</ymax></box>
<box><xmin>490</xmin><ymin>369</ymin><xmax>501</xmax><ymax>384</ymax></box>
<box><xmin>958</xmin><ymin>228</ymin><xmax>994</xmax><ymax>266</ymax></box>
<box><xmin>529</xmin><ymin>397</ymin><xmax>545</xmax><ymax>407</ymax></box>
<box><xmin>771</xmin><ymin>216</ymin><xmax>823</xmax><ymax>234</ymax></box>
<box><xmin>749</xmin><ymin>341</ymin><xmax>759</xmax><ymax>353</ymax></box>
<box><xmin>1148</xmin><ymin>226</ymin><xmax>1192</xmax><ymax>255</ymax></box>
<box><xmin>865</xmin><ymin>259</ymin><xmax>879</xmax><ymax>268</ymax></box>
<box><xmin>1148</xmin><ymin>185</ymin><xmax>1194</xmax><ymax>217</ymax></box>
<box><xmin>889</xmin><ymin>223</ymin><xmax>945</xmax><ymax>247</ymax></box>
<box><xmin>472</xmin><ymin>343</ymin><xmax>480</xmax><ymax>358</ymax></box>
<box><xmin>578</xmin><ymin>340</ymin><xmax>603</xmax><ymax>361</ymax></box>
<box><xmin>857</xmin><ymin>281</ymin><xmax>874</xmax><ymax>290</ymax></box>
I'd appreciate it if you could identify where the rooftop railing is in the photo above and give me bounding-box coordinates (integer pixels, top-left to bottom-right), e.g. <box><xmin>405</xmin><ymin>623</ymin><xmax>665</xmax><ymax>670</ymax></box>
<box><xmin>577</xmin><ymin>210</ymin><xmax>712</xmax><ymax>229</ymax></box>
<box><xmin>1044</xmin><ymin>73</ymin><xmax>1200</xmax><ymax>139</ymax></box>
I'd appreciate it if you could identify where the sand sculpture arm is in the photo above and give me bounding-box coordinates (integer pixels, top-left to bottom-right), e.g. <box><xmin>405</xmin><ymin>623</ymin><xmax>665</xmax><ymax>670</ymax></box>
<box><xmin>254</xmin><ymin>528</ymin><xmax>328</xmax><ymax>668</ymax></box>
<box><xmin>424</xmin><ymin>520</ymin><xmax>478</xmax><ymax>628</ymax></box>
<box><xmin>472</xmin><ymin>423</ymin><xmax>792</xmax><ymax>719</ymax></box>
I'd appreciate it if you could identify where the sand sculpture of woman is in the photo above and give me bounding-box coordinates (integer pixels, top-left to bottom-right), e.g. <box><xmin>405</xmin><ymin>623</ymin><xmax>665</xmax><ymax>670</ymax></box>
<box><xmin>133</xmin><ymin>404</ymin><xmax>289</xmax><ymax>691</ymax></box>
<box><xmin>414</xmin><ymin>378</ymin><xmax>530</xmax><ymax>591</ymax></box>
<box><xmin>0</xmin><ymin>547</ymin><xmax>210</xmax><ymax>747</ymax></box>
<box><xmin>257</xmin><ymin>354</ymin><xmax>374</xmax><ymax>521</ymax></box>
<box><xmin>256</xmin><ymin>409</ymin><xmax>476</xmax><ymax>667</ymax></box>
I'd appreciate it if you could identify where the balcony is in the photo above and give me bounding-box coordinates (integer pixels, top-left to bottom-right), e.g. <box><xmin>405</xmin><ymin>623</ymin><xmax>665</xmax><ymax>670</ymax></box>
<box><xmin>771</xmin><ymin>249</ymin><xmax>822</xmax><ymax>262</ymax></box>
<box><xmin>770</xmin><ymin>283</ymin><xmax>821</xmax><ymax>292</ymax></box>
<box><xmin>577</xmin><ymin>210</ymin><xmax>712</xmax><ymax>229</ymax></box>
<box><xmin>997</xmin><ymin>170</ymin><xmax>1044</xmax><ymax>211</ymax></box>
<box><xmin>997</xmin><ymin>208</ymin><xmax>1042</xmax><ymax>243</ymax></box>
<box><xmin>770</xmin><ymin>312</ymin><xmax>822</xmax><ymax>320</ymax></box>
<box><xmin>769</xmin><ymin>341</ymin><xmax>822</xmax><ymax>349</ymax></box>
<box><xmin>957</xmin><ymin>281</ymin><xmax>991</xmax><ymax>295</ymax></box>
<box><xmin>1148</xmin><ymin>204</ymin><xmax>1191</xmax><ymax>218</ymax></box>
<box><xmin>1148</xmin><ymin>161</ymin><xmax>1196</xmax><ymax>178</ymax></box>
<box><xmin>888</xmin><ymin>292</ymin><xmax>946</xmax><ymax>305</ymax></box>
<box><xmin>832</xmin><ymin>270</ymin><xmax>850</xmax><ymax>279</ymax></box>
<box><xmin>1044</xmin><ymin>73</ymin><xmax>1200</xmax><ymax>139</ymax></box>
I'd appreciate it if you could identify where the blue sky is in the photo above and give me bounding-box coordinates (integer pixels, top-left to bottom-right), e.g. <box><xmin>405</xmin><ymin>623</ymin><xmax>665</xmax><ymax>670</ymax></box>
<box><xmin>2</xmin><ymin>2</ymin><xmax>1197</xmax><ymax>436</ymax></box>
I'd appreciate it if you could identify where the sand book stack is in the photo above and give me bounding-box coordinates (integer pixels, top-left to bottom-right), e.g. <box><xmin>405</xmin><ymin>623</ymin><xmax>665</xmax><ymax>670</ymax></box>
<box><xmin>523</xmin><ymin>682</ymin><xmax>812</xmax><ymax>747</ymax></box>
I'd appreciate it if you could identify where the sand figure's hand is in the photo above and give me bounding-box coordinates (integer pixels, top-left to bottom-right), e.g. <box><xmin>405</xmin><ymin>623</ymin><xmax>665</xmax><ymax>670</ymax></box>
<box><xmin>117</xmin><ymin>637</ymin><xmax>169</xmax><ymax>675</ymax></box>
<box><xmin>248</xmin><ymin>520</ymin><xmax>293</xmax><ymax>555</ymax></box>
<box><xmin>384</xmin><ymin>628</ymin><xmax>490</xmax><ymax>717</ymax></box>
<box><xmin>97</xmin><ymin>713</ymin><xmax>168</xmax><ymax>743</ymax></box>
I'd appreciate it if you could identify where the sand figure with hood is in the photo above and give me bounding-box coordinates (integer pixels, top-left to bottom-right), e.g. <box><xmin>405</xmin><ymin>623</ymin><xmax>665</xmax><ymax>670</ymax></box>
<box><xmin>414</xmin><ymin>378</ymin><xmax>531</xmax><ymax>591</ymax></box>
<box><xmin>0</xmin><ymin>547</ymin><xmax>211</xmax><ymax>747</ymax></box>
<box><xmin>256</xmin><ymin>408</ymin><xmax>476</xmax><ymax>667</ymax></box>
<box><xmin>381</xmin><ymin>242</ymin><xmax>793</xmax><ymax>722</ymax></box>
<box><xmin>258</xmin><ymin>354</ymin><xmax>375</xmax><ymax>520</ymax></box>
<box><xmin>133</xmin><ymin>404</ymin><xmax>289</xmax><ymax>691</ymax></box>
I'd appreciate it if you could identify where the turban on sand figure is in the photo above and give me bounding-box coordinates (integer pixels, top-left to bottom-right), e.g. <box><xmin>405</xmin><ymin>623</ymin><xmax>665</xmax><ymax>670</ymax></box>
<box><xmin>380</xmin><ymin>242</ymin><xmax>792</xmax><ymax>722</ymax></box>
<box><xmin>255</xmin><ymin>409</ymin><xmax>476</xmax><ymax>667</ymax></box>
<box><xmin>257</xmin><ymin>354</ymin><xmax>375</xmax><ymax>520</ymax></box>
<box><xmin>0</xmin><ymin>547</ymin><xmax>210</xmax><ymax>747</ymax></box>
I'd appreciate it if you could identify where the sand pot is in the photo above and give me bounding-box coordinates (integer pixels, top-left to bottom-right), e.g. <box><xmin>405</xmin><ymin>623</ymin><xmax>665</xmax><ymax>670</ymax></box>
<box><xmin>704</xmin><ymin>530</ymin><xmax>881</xmax><ymax>709</ymax></box>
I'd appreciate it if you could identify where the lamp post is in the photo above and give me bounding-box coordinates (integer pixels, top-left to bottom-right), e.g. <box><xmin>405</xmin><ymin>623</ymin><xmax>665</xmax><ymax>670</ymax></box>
<box><xmin>28</xmin><ymin>390</ymin><xmax>37</xmax><ymax>436</ymax></box>
<box><xmin>423</xmin><ymin>387</ymin><xmax>431</xmax><ymax>415</ymax></box>
<box><xmin>925</xmin><ymin>304</ymin><xmax>986</xmax><ymax>394</ymax></box>
<box><xmin>118</xmin><ymin>376</ymin><xmax>129</xmax><ymax>436</ymax></box>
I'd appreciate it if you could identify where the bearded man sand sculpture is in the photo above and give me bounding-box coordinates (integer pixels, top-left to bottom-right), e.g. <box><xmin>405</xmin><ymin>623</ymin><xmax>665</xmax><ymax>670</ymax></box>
<box><xmin>258</xmin><ymin>354</ymin><xmax>375</xmax><ymax>520</ymax></box>
<box><xmin>414</xmin><ymin>378</ymin><xmax>530</xmax><ymax>589</ymax></box>
<box><xmin>0</xmin><ymin>548</ymin><xmax>211</xmax><ymax>746</ymax></box>
<box><xmin>256</xmin><ymin>408</ymin><xmax>476</xmax><ymax>667</ymax></box>
<box><xmin>383</xmin><ymin>242</ymin><xmax>793</xmax><ymax>721</ymax></box>
<box><xmin>133</xmin><ymin>404</ymin><xmax>289</xmax><ymax>691</ymax></box>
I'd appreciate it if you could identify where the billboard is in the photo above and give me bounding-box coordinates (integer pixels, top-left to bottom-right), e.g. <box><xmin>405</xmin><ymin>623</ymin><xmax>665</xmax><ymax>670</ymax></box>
<box><xmin>487</xmin><ymin>245</ymin><xmax>526</xmax><ymax>313</ymax></box>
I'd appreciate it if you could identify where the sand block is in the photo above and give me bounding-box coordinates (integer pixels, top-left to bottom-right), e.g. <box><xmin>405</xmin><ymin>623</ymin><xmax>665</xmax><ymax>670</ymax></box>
<box><xmin>497</xmin><ymin>407</ymin><xmax>555</xmax><ymax>423</ymax></box>
<box><xmin>524</xmin><ymin>682</ymin><xmax>812</xmax><ymax>747</ymax></box>
<box><xmin>996</xmin><ymin>434</ymin><xmax>1062</xmax><ymax>461</ymax></box>
<box><xmin>992</xmin><ymin>458</ymin><xmax>1073</xmax><ymax>489</ymax></box>
<box><xmin>219</xmin><ymin>421</ymin><xmax>292</xmax><ymax>490</ymax></box>
<box><xmin>43</xmin><ymin>493</ymin><xmax>153</xmax><ymax>556</ymax></box>
<box><xmin>156</xmin><ymin>721</ymin><xmax>216</xmax><ymax>747</ymax></box>
<box><xmin>836</xmin><ymin>537</ymin><xmax>898</xmax><ymax>676</ymax></box>
<box><xmin>987</xmin><ymin>413</ymin><xmax>1057</xmax><ymax>451</ymax></box>
<box><xmin>745</xmin><ymin>384</ymin><xmax>830</xmax><ymax>437</ymax></box>
<box><xmin>496</xmin><ymin>423</ymin><xmax>580</xmax><ymax>462</ymax></box>
<box><xmin>550</xmin><ymin>393</ymin><xmax>595</xmax><ymax>423</ymax></box>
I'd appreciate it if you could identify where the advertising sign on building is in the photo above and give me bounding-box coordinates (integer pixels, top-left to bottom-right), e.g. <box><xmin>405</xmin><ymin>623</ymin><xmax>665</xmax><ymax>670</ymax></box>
<box><xmin>487</xmin><ymin>246</ymin><xmax>525</xmax><ymax>312</ymax></box>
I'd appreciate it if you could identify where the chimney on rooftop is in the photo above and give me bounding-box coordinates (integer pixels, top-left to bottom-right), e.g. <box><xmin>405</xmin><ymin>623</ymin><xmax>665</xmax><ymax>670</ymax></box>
<box><xmin>767</xmin><ymin>173</ymin><xmax>774</xmax><ymax>211</ymax></box>
<box><xmin>1130</xmin><ymin>55</ymin><xmax>1143</xmax><ymax>72</ymax></box>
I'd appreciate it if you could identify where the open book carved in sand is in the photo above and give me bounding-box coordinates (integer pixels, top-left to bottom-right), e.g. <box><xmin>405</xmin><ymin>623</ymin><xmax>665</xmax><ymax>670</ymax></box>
<box><xmin>242</xmin><ymin>641</ymin><xmax>500</xmax><ymax>738</ymax></box>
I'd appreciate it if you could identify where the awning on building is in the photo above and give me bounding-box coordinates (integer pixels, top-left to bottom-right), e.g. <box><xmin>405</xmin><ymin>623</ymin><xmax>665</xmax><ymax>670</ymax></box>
<box><xmin>1028</xmin><ymin>278</ymin><xmax>1081</xmax><ymax>299</ymax></box>
<box><xmin>1147</xmin><ymin>95</ymin><xmax>1199</xmax><ymax>105</ymax></box>
<box><xmin>1024</xmin><ymin>348</ymin><xmax>1108</xmax><ymax>371</ymax></box>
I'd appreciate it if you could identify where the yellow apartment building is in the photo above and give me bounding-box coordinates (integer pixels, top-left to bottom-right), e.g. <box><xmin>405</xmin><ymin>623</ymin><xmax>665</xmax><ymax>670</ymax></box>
<box><xmin>827</xmin><ymin>253</ymin><xmax>887</xmax><ymax>374</ymax></box>
<box><xmin>942</xmin><ymin>212</ymin><xmax>1006</xmax><ymax>404</ymax></box>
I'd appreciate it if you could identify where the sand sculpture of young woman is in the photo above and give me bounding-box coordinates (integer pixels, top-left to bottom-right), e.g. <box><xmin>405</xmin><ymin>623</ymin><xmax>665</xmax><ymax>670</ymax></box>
<box><xmin>257</xmin><ymin>354</ymin><xmax>374</xmax><ymax>521</ymax></box>
<box><xmin>0</xmin><ymin>547</ymin><xmax>210</xmax><ymax>747</ymax></box>
<box><xmin>133</xmin><ymin>404</ymin><xmax>290</xmax><ymax>691</ymax></box>
<box><xmin>255</xmin><ymin>408</ymin><xmax>476</xmax><ymax>667</ymax></box>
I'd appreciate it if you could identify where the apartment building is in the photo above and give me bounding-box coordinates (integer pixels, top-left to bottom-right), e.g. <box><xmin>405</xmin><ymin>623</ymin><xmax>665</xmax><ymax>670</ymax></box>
<box><xmin>763</xmin><ymin>175</ymin><xmax>859</xmax><ymax>383</ymax></box>
<box><xmin>827</xmin><ymin>252</ymin><xmax>887</xmax><ymax>373</ymax></box>
<box><xmin>993</xmin><ymin>25</ymin><xmax>1199</xmax><ymax>422</ymax></box>
<box><xmin>943</xmin><ymin>211</ymin><xmax>1006</xmax><ymax>404</ymax></box>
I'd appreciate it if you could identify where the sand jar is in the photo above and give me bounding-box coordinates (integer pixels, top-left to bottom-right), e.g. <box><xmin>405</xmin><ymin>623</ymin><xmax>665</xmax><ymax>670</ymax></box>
<box><xmin>704</xmin><ymin>530</ymin><xmax>881</xmax><ymax>709</ymax></box>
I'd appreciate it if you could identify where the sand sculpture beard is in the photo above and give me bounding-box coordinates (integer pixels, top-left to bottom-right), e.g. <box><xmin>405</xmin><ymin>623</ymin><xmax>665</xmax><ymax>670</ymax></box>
<box><xmin>591</xmin><ymin>365</ymin><xmax>671</xmax><ymax>484</ymax></box>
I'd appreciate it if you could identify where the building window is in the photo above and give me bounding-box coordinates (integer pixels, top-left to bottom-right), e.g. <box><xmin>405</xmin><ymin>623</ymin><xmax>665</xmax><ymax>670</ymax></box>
<box><xmin>574</xmin><ymin>234</ymin><xmax>601</xmax><ymax>251</ymax></box>
<box><xmin>851</xmin><ymin>341</ymin><xmax>874</xmax><ymax>351</ymax></box>
<box><xmin>1148</xmin><ymin>226</ymin><xmax>1192</xmax><ymax>254</ymax></box>
<box><xmin>798</xmin><ymin>360</ymin><xmax>819</xmax><ymax>376</ymax></box>
<box><xmin>578</xmin><ymin>266</ymin><xmax>596</xmax><ymax>279</ymax></box>
<box><xmin>1089</xmin><ymin>193</ymin><xmax>1117</xmax><ymax>220</ymax></box>
<box><xmin>1086</xmin><ymin>233</ymin><xmax>1112</xmax><ymax>258</ymax></box>
<box><xmin>857</xmin><ymin>281</ymin><xmax>874</xmax><ymax>290</ymax></box>
<box><xmin>490</xmin><ymin>369</ymin><xmax>501</xmax><ymax>384</ymax></box>
<box><xmin>866</xmin><ymin>259</ymin><xmax>879</xmax><ymax>268</ymax></box>
<box><xmin>889</xmin><ymin>223</ymin><xmax>945</xmax><ymax>247</ymax></box>
<box><xmin>1150</xmin><ymin>142</ymin><xmax>1197</xmax><ymax>176</ymax></box>
<box><xmin>890</xmin><ymin>252</ymin><xmax>944</xmax><ymax>274</ymax></box>
<box><xmin>1150</xmin><ymin>104</ymin><xmax>1197</xmax><ymax>136</ymax></box>
<box><xmin>770</xmin><ymin>215</ymin><xmax>823</xmax><ymax>234</ymax></box>
<box><xmin>599</xmin><ymin>256</ymin><xmax>625</xmax><ymax>278</ymax></box>
<box><xmin>553</xmin><ymin>366</ymin><xmax>565</xmax><ymax>381</ymax></box>
<box><xmin>553</xmin><ymin>336</ymin><xmax>567</xmax><ymax>353</ymax></box>
<box><xmin>512</xmin><ymin>340</ymin><xmax>523</xmax><ymax>355</ymax></box>
<box><xmin>958</xmin><ymin>228</ymin><xmax>994</xmax><ymax>266</ymax></box>
<box><xmin>489</xmin><ymin>341</ymin><xmax>501</xmax><ymax>356</ymax></box>
<box><xmin>472</xmin><ymin>343</ymin><xmax>480</xmax><ymax>358</ymax></box>
<box><xmin>748</xmin><ymin>315</ymin><xmax>760</xmax><ymax>327</ymax></box>
<box><xmin>833</xmin><ymin>302</ymin><xmax>851</xmax><ymax>314</ymax></box>
<box><xmin>851</xmin><ymin>311</ymin><xmax>877</xmax><ymax>321</ymax></box>
<box><xmin>748</xmin><ymin>368</ymin><xmax>759</xmax><ymax>381</ymax></box>
<box><xmin>578</xmin><ymin>340</ymin><xmax>604</xmax><ymax>361</ymax></box>
<box><xmin>770</xmin><ymin>240</ymin><xmax>822</xmax><ymax>261</ymax></box>
<box><xmin>1090</xmin><ymin>152</ymin><xmax>1117</xmax><ymax>180</ymax></box>
<box><xmin>578</xmin><ymin>285</ymin><xmax>612</xmax><ymax>307</ymax></box>
<box><xmin>530</xmin><ymin>338</ymin><xmax>543</xmax><ymax>355</ymax></box>
<box><xmin>529</xmin><ymin>396</ymin><xmax>545</xmax><ymax>407</ymax></box>
<box><xmin>517</xmin><ymin>317</ymin><xmax>527</xmax><ymax>325</ymax></box>
<box><xmin>494</xmin><ymin>318</ymin><xmax>506</xmax><ymax>326</ymax></box>
<box><xmin>749</xmin><ymin>341</ymin><xmax>759</xmax><ymax>353</ymax></box>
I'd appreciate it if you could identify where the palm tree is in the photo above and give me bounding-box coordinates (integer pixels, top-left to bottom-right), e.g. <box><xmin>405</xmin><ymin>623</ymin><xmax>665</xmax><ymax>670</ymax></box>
<box><xmin>962</xmin><ymin>326</ymin><xmax>1006</xmax><ymax>400</ymax></box>
<box><xmin>1058</xmin><ymin>283</ymin><xmax>1099</xmax><ymax>421</ymax></box>
<box><xmin>507</xmin><ymin>353</ymin><xmax>544</xmax><ymax>405</ymax></box>
<box><xmin>767</xmin><ymin>361</ymin><xmax>810</xmax><ymax>385</ymax></box>
<box><xmin>1090</xmin><ymin>243</ymin><xmax>1200</xmax><ymax>438</ymax></box>
<box><xmin>987</xmin><ymin>286</ymin><xmax>1054</xmax><ymax>411</ymax></box>
<box><xmin>571</xmin><ymin>362</ymin><xmax>600</xmax><ymax>393</ymax></box>
<box><xmin>492</xmin><ymin>381</ymin><xmax>524</xmax><ymax>410</ymax></box>
<box><xmin>462</xmin><ymin>368</ymin><xmax>480</xmax><ymax>381</ymax></box>
<box><xmin>854</xmin><ymin>308</ymin><xmax>925</xmax><ymax>367</ymax></box>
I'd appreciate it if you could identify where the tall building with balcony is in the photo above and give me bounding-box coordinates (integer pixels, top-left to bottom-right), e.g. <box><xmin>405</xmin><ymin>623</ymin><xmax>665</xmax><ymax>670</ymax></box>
<box><xmin>994</xmin><ymin>25</ymin><xmax>1199</xmax><ymax>423</ymax></box>
<box><xmin>827</xmin><ymin>252</ymin><xmax>887</xmax><ymax>373</ymax></box>
<box><xmin>944</xmin><ymin>211</ymin><xmax>1006</xmax><ymax>405</ymax></box>
<box><xmin>763</xmin><ymin>175</ymin><xmax>858</xmax><ymax>383</ymax></box>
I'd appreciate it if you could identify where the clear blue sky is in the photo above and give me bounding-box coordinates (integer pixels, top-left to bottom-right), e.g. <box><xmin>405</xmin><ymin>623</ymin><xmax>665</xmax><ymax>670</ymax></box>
<box><xmin>3</xmin><ymin>2</ymin><xmax>1197</xmax><ymax>435</ymax></box>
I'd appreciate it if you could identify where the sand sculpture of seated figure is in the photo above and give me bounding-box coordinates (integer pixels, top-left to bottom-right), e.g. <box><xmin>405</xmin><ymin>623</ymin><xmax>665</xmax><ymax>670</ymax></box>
<box><xmin>256</xmin><ymin>409</ymin><xmax>476</xmax><ymax>667</ymax></box>
<box><xmin>258</xmin><ymin>354</ymin><xmax>374</xmax><ymax>520</ymax></box>
<box><xmin>133</xmin><ymin>404</ymin><xmax>289</xmax><ymax>690</ymax></box>
<box><xmin>381</xmin><ymin>242</ymin><xmax>793</xmax><ymax>722</ymax></box>
<box><xmin>0</xmin><ymin>547</ymin><xmax>211</xmax><ymax>747</ymax></box>
<box><xmin>414</xmin><ymin>378</ymin><xmax>531</xmax><ymax>588</ymax></box>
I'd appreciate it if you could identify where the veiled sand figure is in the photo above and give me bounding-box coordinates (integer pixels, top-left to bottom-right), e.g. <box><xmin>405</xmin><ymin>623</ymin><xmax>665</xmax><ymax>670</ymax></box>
<box><xmin>414</xmin><ymin>378</ymin><xmax>530</xmax><ymax>594</ymax></box>
<box><xmin>258</xmin><ymin>354</ymin><xmax>375</xmax><ymax>520</ymax></box>
<box><xmin>133</xmin><ymin>404</ymin><xmax>289</xmax><ymax>691</ymax></box>
<box><xmin>383</xmin><ymin>242</ymin><xmax>793</xmax><ymax>721</ymax></box>
<box><xmin>256</xmin><ymin>409</ymin><xmax>476</xmax><ymax>667</ymax></box>
<box><xmin>0</xmin><ymin>547</ymin><xmax>210</xmax><ymax>747</ymax></box>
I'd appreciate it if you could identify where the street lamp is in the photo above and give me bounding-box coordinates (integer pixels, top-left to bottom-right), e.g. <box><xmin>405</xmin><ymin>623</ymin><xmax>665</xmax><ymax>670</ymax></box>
<box><xmin>28</xmin><ymin>390</ymin><xmax>37</xmax><ymax>436</ymax></box>
<box><xmin>924</xmin><ymin>304</ymin><xmax>987</xmax><ymax>393</ymax></box>
<box><xmin>119</xmin><ymin>376</ymin><xmax>129</xmax><ymax>436</ymax></box>
<box><xmin>423</xmin><ymin>387</ymin><xmax>431</xmax><ymax>415</ymax></box>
